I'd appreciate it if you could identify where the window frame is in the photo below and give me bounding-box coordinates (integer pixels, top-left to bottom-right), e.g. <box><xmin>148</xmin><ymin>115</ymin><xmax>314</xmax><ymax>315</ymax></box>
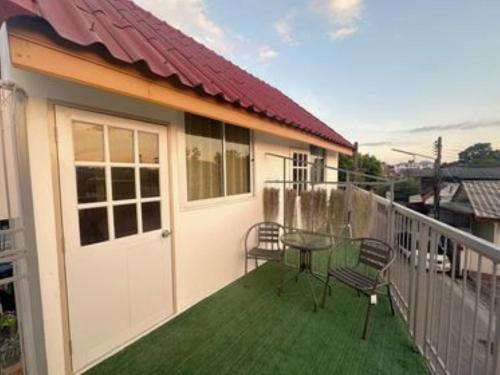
<box><xmin>72</xmin><ymin>121</ymin><xmax>164</xmax><ymax>246</ymax></box>
<box><xmin>181</xmin><ymin>114</ymin><xmax>255</xmax><ymax>209</ymax></box>
<box><xmin>290</xmin><ymin>148</ymin><xmax>309</xmax><ymax>195</ymax></box>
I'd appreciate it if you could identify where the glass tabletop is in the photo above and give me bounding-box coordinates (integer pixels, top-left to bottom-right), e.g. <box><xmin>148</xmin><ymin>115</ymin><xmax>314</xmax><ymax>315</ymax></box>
<box><xmin>281</xmin><ymin>230</ymin><xmax>333</xmax><ymax>251</ymax></box>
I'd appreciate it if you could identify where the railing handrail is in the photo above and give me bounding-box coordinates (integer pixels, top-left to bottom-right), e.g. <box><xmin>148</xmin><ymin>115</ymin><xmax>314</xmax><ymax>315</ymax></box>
<box><xmin>265</xmin><ymin>152</ymin><xmax>391</xmax><ymax>182</ymax></box>
<box><xmin>371</xmin><ymin>190</ymin><xmax>500</xmax><ymax>262</ymax></box>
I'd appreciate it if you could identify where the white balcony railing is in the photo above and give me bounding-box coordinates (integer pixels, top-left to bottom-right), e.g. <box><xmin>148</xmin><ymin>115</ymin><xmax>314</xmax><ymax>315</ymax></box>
<box><xmin>372</xmin><ymin>193</ymin><xmax>500</xmax><ymax>375</ymax></box>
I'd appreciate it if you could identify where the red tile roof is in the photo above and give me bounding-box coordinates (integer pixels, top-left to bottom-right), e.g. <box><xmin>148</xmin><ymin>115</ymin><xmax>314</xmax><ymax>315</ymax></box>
<box><xmin>0</xmin><ymin>0</ymin><xmax>353</xmax><ymax>149</ymax></box>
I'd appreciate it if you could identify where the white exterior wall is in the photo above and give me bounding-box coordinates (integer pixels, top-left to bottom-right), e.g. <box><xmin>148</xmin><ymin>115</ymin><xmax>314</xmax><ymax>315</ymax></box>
<box><xmin>466</xmin><ymin>221</ymin><xmax>500</xmax><ymax>276</ymax></box>
<box><xmin>326</xmin><ymin>150</ymin><xmax>339</xmax><ymax>182</ymax></box>
<box><xmin>0</xmin><ymin>26</ymin><xmax>340</xmax><ymax>374</ymax></box>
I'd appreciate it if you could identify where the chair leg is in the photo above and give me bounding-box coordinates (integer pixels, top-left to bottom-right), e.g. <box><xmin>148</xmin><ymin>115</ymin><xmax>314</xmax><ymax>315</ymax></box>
<box><xmin>362</xmin><ymin>299</ymin><xmax>373</xmax><ymax>340</ymax></box>
<box><xmin>243</xmin><ymin>257</ymin><xmax>250</xmax><ymax>288</ymax></box>
<box><xmin>321</xmin><ymin>274</ymin><xmax>331</xmax><ymax>308</ymax></box>
<box><xmin>387</xmin><ymin>284</ymin><xmax>395</xmax><ymax>316</ymax></box>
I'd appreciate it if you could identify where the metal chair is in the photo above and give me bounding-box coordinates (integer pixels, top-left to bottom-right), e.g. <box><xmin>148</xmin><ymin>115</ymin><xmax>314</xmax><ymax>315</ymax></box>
<box><xmin>321</xmin><ymin>237</ymin><xmax>396</xmax><ymax>339</ymax></box>
<box><xmin>244</xmin><ymin>222</ymin><xmax>285</xmax><ymax>275</ymax></box>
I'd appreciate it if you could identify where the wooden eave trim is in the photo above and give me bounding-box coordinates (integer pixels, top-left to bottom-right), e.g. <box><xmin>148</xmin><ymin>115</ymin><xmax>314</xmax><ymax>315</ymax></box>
<box><xmin>7</xmin><ymin>26</ymin><xmax>353</xmax><ymax>155</ymax></box>
<box><xmin>474</xmin><ymin>216</ymin><xmax>500</xmax><ymax>224</ymax></box>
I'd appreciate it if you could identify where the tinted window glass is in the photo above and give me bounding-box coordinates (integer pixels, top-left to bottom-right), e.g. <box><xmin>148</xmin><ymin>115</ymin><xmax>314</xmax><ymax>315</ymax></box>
<box><xmin>114</xmin><ymin>204</ymin><xmax>138</xmax><ymax>238</ymax></box>
<box><xmin>112</xmin><ymin>167</ymin><xmax>136</xmax><ymax>200</ymax></box>
<box><xmin>79</xmin><ymin>208</ymin><xmax>109</xmax><ymax>245</ymax></box>
<box><xmin>76</xmin><ymin>167</ymin><xmax>106</xmax><ymax>204</ymax></box>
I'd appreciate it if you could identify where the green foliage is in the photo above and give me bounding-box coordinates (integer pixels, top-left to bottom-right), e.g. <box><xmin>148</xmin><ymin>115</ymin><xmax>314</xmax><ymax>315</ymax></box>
<box><xmin>0</xmin><ymin>313</ymin><xmax>16</xmax><ymax>328</ymax></box>
<box><xmin>393</xmin><ymin>177</ymin><xmax>420</xmax><ymax>202</ymax></box>
<box><xmin>339</xmin><ymin>153</ymin><xmax>383</xmax><ymax>182</ymax></box>
<box><xmin>458</xmin><ymin>143</ymin><xmax>500</xmax><ymax>166</ymax></box>
<box><xmin>338</xmin><ymin>153</ymin><xmax>353</xmax><ymax>181</ymax></box>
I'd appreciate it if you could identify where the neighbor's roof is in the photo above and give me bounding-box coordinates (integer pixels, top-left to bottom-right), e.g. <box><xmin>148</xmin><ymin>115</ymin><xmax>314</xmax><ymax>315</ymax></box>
<box><xmin>440</xmin><ymin>201</ymin><xmax>475</xmax><ymax>216</ymax></box>
<box><xmin>462</xmin><ymin>180</ymin><xmax>500</xmax><ymax>220</ymax></box>
<box><xmin>0</xmin><ymin>0</ymin><xmax>353</xmax><ymax>149</ymax></box>
<box><xmin>408</xmin><ymin>166</ymin><xmax>500</xmax><ymax>180</ymax></box>
<box><xmin>423</xmin><ymin>182</ymin><xmax>460</xmax><ymax>205</ymax></box>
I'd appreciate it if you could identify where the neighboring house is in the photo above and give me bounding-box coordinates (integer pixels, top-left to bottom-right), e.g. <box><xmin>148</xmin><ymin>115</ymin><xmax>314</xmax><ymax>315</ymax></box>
<box><xmin>408</xmin><ymin>166</ymin><xmax>500</xmax><ymax>278</ymax></box>
<box><xmin>446</xmin><ymin>181</ymin><xmax>500</xmax><ymax>246</ymax></box>
<box><xmin>0</xmin><ymin>1</ymin><xmax>354</xmax><ymax>374</ymax></box>
<box><xmin>424</xmin><ymin>180</ymin><xmax>500</xmax><ymax>241</ymax></box>
<box><xmin>408</xmin><ymin>182</ymin><xmax>460</xmax><ymax>214</ymax></box>
<box><xmin>393</xmin><ymin>160</ymin><xmax>433</xmax><ymax>174</ymax></box>
<box><xmin>414</xmin><ymin>180</ymin><xmax>500</xmax><ymax>278</ymax></box>
<box><xmin>407</xmin><ymin>166</ymin><xmax>500</xmax><ymax>214</ymax></box>
<box><xmin>447</xmin><ymin>181</ymin><xmax>500</xmax><ymax>280</ymax></box>
<box><xmin>408</xmin><ymin>166</ymin><xmax>500</xmax><ymax>192</ymax></box>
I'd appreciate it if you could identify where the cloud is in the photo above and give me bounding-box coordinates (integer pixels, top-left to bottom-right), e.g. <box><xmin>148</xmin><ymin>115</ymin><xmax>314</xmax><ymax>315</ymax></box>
<box><xmin>329</xmin><ymin>25</ymin><xmax>358</xmax><ymax>40</ymax></box>
<box><xmin>258</xmin><ymin>46</ymin><xmax>279</xmax><ymax>61</ymax></box>
<box><xmin>133</xmin><ymin>0</ymin><xmax>230</xmax><ymax>54</ymax></box>
<box><xmin>274</xmin><ymin>10</ymin><xmax>297</xmax><ymax>45</ymax></box>
<box><xmin>407</xmin><ymin>120</ymin><xmax>500</xmax><ymax>133</ymax></box>
<box><xmin>312</xmin><ymin>0</ymin><xmax>364</xmax><ymax>40</ymax></box>
<box><xmin>133</xmin><ymin>0</ymin><xmax>278</xmax><ymax>63</ymax></box>
<box><xmin>328</xmin><ymin>0</ymin><xmax>363</xmax><ymax>24</ymax></box>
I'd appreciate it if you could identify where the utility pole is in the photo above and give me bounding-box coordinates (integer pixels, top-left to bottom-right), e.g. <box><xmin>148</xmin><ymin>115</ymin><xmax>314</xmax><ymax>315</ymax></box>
<box><xmin>352</xmin><ymin>142</ymin><xmax>359</xmax><ymax>183</ymax></box>
<box><xmin>433</xmin><ymin>136</ymin><xmax>442</xmax><ymax>220</ymax></box>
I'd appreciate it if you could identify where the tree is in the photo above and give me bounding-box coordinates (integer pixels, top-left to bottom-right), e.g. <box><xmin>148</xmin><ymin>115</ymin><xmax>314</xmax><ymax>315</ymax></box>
<box><xmin>339</xmin><ymin>153</ymin><xmax>420</xmax><ymax>201</ymax></box>
<box><xmin>339</xmin><ymin>153</ymin><xmax>383</xmax><ymax>184</ymax></box>
<box><xmin>393</xmin><ymin>177</ymin><xmax>420</xmax><ymax>202</ymax></box>
<box><xmin>458</xmin><ymin>143</ymin><xmax>500</xmax><ymax>166</ymax></box>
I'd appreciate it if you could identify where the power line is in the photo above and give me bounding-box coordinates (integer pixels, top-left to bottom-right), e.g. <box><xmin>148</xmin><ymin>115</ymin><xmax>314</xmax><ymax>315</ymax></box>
<box><xmin>391</xmin><ymin>148</ymin><xmax>434</xmax><ymax>160</ymax></box>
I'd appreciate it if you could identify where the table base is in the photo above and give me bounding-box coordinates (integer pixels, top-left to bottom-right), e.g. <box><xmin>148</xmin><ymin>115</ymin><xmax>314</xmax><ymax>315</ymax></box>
<box><xmin>278</xmin><ymin>249</ymin><xmax>332</xmax><ymax>312</ymax></box>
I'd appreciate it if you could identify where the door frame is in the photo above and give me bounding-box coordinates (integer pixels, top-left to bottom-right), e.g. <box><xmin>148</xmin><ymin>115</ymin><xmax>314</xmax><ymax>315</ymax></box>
<box><xmin>48</xmin><ymin>102</ymin><xmax>178</xmax><ymax>373</ymax></box>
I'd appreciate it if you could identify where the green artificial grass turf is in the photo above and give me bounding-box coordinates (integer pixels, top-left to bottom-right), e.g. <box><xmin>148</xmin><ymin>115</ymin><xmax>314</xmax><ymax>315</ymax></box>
<box><xmin>87</xmin><ymin>262</ymin><xmax>428</xmax><ymax>375</ymax></box>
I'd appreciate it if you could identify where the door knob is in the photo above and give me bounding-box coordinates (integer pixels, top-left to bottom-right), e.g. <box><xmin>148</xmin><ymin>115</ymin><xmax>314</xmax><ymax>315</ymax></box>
<box><xmin>162</xmin><ymin>229</ymin><xmax>171</xmax><ymax>238</ymax></box>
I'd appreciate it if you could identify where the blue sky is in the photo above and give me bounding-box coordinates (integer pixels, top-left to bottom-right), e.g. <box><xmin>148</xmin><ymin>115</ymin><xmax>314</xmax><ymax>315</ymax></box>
<box><xmin>135</xmin><ymin>0</ymin><xmax>500</xmax><ymax>163</ymax></box>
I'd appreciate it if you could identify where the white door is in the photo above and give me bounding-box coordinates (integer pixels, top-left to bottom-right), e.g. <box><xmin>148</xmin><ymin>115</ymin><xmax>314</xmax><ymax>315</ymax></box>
<box><xmin>56</xmin><ymin>107</ymin><xmax>174</xmax><ymax>372</ymax></box>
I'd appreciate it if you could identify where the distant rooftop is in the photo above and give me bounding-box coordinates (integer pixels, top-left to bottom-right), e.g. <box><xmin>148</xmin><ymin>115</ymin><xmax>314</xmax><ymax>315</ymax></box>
<box><xmin>405</xmin><ymin>166</ymin><xmax>500</xmax><ymax>180</ymax></box>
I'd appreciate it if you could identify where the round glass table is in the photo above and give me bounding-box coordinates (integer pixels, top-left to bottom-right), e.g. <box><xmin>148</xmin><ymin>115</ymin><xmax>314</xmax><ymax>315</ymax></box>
<box><xmin>279</xmin><ymin>230</ymin><xmax>333</xmax><ymax>312</ymax></box>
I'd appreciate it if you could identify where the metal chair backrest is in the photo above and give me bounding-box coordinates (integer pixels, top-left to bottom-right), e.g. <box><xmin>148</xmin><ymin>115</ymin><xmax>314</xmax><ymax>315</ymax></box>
<box><xmin>358</xmin><ymin>238</ymin><xmax>393</xmax><ymax>273</ymax></box>
<box><xmin>256</xmin><ymin>222</ymin><xmax>283</xmax><ymax>251</ymax></box>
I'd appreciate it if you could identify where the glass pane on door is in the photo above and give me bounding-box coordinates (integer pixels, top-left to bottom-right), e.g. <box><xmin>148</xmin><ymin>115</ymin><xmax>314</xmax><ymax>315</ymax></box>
<box><xmin>140</xmin><ymin>168</ymin><xmax>160</xmax><ymax>198</ymax></box>
<box><xmin>109</xmin><ymin>127</ymin><xmax>134</xmax><ymax>163</ymax></box>
<box><xmin>111</xmin><ymin>168</ymin><xmax>136</xmax><ymax>200</ymax></box>
<box><xmin>138</xmin><ymin>132</ymin><xmax>159</xmax><ymax>164</ymax></box>
<box><xmin>73</xmin><ymin>122</ymin><xmax>104</xmax><ymax>162</ymax></box>
<box><xmin>78</xmin><ymin>207</ymin><xmax>109</xmax><ymax>246</ymax></box>
<box><xmin>76</xmin><ymin>167</ymin><xmax>106</xmax><ymax>204</ymax></box>
<box><xmin>113</xmin><ymin>204</ymin><xmax>138</xmax><ymax>238</ymax></box>
<box><xmin>141</xmin><ymin>202</ymin><xmax>161</xmax><ymax>232</ymax></box>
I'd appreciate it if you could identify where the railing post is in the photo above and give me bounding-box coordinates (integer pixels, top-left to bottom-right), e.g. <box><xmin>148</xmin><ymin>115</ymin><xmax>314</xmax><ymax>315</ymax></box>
<box><xmin>423</xmin><ymin>229</ymin><xmax>437</xmax><ymax>362</ymax></box>
<box><xmin>408</xmin><ymin>216</ymin><xmax>417</xmax><ymax>336</ymax></box>
<box><xmin>346</xmin><ymin>172</ymin><xmax>352</xmax><ymax>229</ymax></box>
<box><xmin>282</xmin><ymin>157</ymin><xmax>286</xmax><ymax>227</ymax></box>
<box><xmin>494</xmin><ymin>290</ymin><xmax>500</xmax><ymax>375</ymax></box>
<box><xmin>414</xmin><ymin>222</ymin><xmax>428</xmax><ymax>353</ymax></box>
<box><xmin>387</xmin><ymin>202</ymin><xmax>395</xmax><ymax>289</ymax></box>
